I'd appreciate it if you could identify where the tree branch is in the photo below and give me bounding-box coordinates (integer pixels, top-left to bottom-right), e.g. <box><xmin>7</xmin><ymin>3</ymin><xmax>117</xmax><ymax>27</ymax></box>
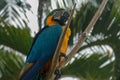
<box><xmin>60</xmin><ymin>0</ymin><xmax>108</xmax><ymax>68</ymax></box>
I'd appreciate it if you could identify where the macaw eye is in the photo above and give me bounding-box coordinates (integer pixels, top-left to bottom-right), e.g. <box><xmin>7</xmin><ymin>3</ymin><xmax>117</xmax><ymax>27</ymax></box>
<box><xmin>52</xmin><ymin>11</ymin><xmax>63</xmax><ymax>20</ymax></box>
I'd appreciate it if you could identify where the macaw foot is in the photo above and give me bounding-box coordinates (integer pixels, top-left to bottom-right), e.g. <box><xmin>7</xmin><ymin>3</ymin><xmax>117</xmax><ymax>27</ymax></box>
<box><xmin>54</xmin><ymin>68</ymin><xmax>62</xmax><ymax>80</ymax></box>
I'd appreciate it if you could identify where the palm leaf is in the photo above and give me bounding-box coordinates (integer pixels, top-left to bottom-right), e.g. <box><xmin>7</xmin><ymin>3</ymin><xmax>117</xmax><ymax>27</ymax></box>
<box><xmin>0</xmin><ymin>0</ymin><xmax>31</xmax><ymax>27</ymax></box>
<box><xmin>0</xmin><ymin>48</ymin><xmax>24</xmax><ymax>80</ymax></box>
<box><xmin>0</xmin><ymin>18</ymin><xmax>32</xmax><ymax>55</ymax></box>
<box><xmin>0</xmin><ymin>0</ymin><xmax>7</xmax><ymax>10</ymax></box>
<box><xmin>62</xmin><ymin>53</ymin><xmax>114</xmax><ymax>80</ymax></box>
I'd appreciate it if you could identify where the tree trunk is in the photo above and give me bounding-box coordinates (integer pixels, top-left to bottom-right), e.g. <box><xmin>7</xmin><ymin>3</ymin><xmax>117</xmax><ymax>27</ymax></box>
<box><xmin>38</xmin><ymin>0</ymin><xmax>43</xmax><ymax>31</ymax></box>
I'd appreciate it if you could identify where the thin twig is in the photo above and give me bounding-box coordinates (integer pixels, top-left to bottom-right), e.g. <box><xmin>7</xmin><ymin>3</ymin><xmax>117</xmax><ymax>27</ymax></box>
<box><xmin>60</xmin><ymin>0</ymin><xmax>108</xmax><ymax>68</ymax></box>
<box><xmin>45</xmin><ymin>3</ymin><xmax>76</xmax><ymax>80</ymax></box>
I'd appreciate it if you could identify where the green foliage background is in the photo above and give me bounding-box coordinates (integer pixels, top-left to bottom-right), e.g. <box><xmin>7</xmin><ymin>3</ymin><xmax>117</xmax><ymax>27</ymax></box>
<box><xmin>0</xmin><ymin>0</ymin><xmax>120</xmax><ymax>80</ymax></box>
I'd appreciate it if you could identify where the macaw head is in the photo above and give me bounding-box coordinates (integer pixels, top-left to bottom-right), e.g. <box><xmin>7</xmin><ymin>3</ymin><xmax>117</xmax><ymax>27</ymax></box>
<box><xmin>45</xmin><ymin>9</ymin><xmax>70</xmax><ymax>26</ymax></box>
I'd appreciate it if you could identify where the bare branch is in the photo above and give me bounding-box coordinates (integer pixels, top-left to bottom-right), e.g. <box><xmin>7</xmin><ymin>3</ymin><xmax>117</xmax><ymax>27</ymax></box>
<box><xmin>60</xmin><ymin>0</ymin><xmax>108</xmax><ymax>68</ymax></box>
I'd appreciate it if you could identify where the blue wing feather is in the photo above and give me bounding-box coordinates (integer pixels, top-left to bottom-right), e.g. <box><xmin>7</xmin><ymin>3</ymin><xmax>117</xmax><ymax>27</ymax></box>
<box><xmin>21</xmin><ymin>24</ymin><xmax>62</xmax><ymax>80</ymax></box>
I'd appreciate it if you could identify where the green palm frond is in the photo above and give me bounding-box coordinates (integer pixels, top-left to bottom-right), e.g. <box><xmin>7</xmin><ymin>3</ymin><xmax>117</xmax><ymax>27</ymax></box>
<box><xmin>0</xmin><ymin>18</ymin><xmax>32</xmax><ymax>55</ymax></box>
<box><xmin>0</xmin><ymin>0</ymin><xmax>31</xmax><ymax>27</ymax></box>
<box><xmin>62</xmin><ymin>53</ymin><xmax>114</xmax><ymax>80</ymax></box>
<box><xmin>0</xmin><ymin>0</ymin><xmax>7</xmax><ymax>10</ymax></box>
<box><xmin>0</xmin><ymin>48</ymin><xmax>24</xmax><ymax>80</ymax></box>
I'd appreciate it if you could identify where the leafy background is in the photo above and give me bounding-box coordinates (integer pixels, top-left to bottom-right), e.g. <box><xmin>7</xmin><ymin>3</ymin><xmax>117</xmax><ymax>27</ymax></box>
<box><xmin>0</xmin><ymin>0</ymin><xmax>120</xmax><ymax>80</ymax></box>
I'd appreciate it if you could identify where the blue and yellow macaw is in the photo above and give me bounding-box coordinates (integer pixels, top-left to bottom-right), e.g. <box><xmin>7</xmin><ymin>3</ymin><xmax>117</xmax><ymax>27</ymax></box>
<box><xmin>19</xmin><ymin>9</ymin><xmax>71</xmax><ymax>80</ymax></box>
